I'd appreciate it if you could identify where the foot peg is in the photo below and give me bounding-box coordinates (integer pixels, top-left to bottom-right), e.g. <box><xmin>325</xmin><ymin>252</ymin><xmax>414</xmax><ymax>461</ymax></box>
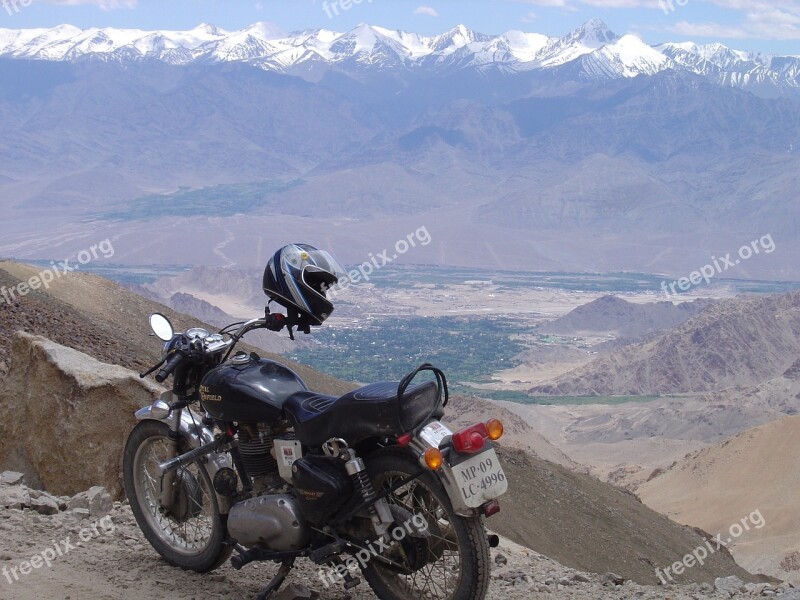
<box><xmin>309</xmin><ymin>540</ymin><xmax>346</xmax><ymax>563</ymax></box>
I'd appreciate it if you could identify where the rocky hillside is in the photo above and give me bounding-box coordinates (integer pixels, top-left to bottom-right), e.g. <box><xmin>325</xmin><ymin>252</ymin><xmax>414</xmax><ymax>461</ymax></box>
<box><xmin>639</xmin><ymin>414</ymin><xmax>800</xmax><ymax>586</ymax></box>
<box><xmin>530</xmin><ymin>291</ymin><xmax>800</xmax><ymax>396</ymax></box>
<box><xmin>539</xmin><ymin>295</ymin><xmax>713</xmax><ymax>341</ymax></box>
<box><xmin>0</xmin><ymin>261</ymin><xmax>350</xmax><ymax>396</ymax></box>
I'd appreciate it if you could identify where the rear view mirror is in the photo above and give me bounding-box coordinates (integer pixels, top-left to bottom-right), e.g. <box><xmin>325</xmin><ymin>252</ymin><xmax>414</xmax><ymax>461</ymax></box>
<box><xmin>149</xmin><ymin>313</ymin><xmax>174</xmax><ymax>341</ymax></box>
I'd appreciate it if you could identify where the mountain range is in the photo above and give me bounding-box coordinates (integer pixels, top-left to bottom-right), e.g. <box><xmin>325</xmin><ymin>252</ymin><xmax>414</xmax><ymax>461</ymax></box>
<box><xmin>1</xmin><ymin>19</ymin><xmax>799</xmax><ymax>97</ymax></box>
<box><xmin>1</xmin><ymin>19</ymin><xmax>800</xmax><ymax>277</ymax></box>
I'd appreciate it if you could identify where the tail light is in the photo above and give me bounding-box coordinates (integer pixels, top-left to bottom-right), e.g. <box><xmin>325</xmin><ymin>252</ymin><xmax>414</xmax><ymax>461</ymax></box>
<box><xmin>451</xmin><ymin>419</ymin><xmax>504</xmax><ymax>455</ymax></box>
<box><xmin>451</xmin><ymin>423</ymin><xmax>488</xmax><ymax>454</ymax></box>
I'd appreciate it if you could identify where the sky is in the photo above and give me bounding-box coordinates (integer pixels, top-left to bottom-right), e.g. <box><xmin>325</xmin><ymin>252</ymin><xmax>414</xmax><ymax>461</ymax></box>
<box><xmin>1</xmin><ymin>0</ymin><xmax>799</xmax><ymax>55</ymax></box>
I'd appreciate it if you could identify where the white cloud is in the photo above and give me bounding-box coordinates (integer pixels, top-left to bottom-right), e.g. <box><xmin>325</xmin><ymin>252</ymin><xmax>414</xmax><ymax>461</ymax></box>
<box><xmin>512</xmin><ymin>0</ymin><xmax>800</xmax><ymax>41</ymax></box>
<box><xmin>522</xmin><ymin>11</ymin><xmax>538</xmax><ymax>22</ymax></box>
<box><xmin>664</xmin><ymin>3</ymin><xmax>800</xmax><ymax>40</ymax></box>
<box><xmin>665</xmin><ymin>20</ymin><xmax>750</xmax><ymax>39</ymax></box>
<box><xmin>44</xmin><ymin>0</ymin><xmax>137</xmax><ymax>8</ymax></box>
<box><xmin>413</xmin><ymin>6</ymin><xmax>439</xmax><ymax>17</ymax></box>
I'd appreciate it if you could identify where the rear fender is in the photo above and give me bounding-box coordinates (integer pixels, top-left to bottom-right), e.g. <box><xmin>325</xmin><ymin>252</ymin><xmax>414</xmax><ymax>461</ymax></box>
<box><xmin>135</xmin><ymin>391</ymin><xmax>233</xmax><ymax>513</ymax></box>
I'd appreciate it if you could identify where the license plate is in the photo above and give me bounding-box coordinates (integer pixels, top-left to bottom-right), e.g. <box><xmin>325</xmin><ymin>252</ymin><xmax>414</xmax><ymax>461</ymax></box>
<box><xmin>452</xmin><ymin>449</ymin><xmax>508</xmax><ymax>508</ymax></box>
<box><xmin>419</xmin><ymin>421</ymin><xmax>452</xmax><ymax>448</ymax></box>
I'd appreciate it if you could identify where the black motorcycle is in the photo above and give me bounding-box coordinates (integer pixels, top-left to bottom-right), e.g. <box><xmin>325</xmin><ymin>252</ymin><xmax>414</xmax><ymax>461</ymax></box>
<box><xmin>123</xmin><ymin>309</ymin><xmax>508</xmax><ymax>600</ymax></box>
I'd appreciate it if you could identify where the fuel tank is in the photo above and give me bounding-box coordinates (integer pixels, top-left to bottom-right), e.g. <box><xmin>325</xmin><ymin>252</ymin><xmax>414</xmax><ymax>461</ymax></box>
<box><xmin>200</xmin><ymin>354</ymin><xmax>307</xmax><ymax>423</ymax></box>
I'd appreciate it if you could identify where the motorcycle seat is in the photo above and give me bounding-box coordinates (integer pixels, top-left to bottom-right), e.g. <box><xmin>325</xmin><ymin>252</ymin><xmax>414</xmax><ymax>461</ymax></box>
<box><xmin>283</xmin><ymin>381</ymin><xmax>442</xmax><ymax>447</ymax></box>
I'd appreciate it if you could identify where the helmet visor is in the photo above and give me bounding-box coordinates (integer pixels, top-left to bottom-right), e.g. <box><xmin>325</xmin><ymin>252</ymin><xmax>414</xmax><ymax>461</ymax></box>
<box><xmin>283</xmin><ymin>246</ymin><xmax>347</xmax><ymax>285</ymax></box>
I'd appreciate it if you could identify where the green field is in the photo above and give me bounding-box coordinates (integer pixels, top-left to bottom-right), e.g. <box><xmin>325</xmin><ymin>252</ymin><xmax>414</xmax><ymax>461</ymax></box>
<box><xmin>290</xmin><ymin>315</ymin><xmax>528</xmax><ymax>385</ymax></box>
<box><xmin>98</xmin><ymin>179</ymin><xmax>303</xmax><ymax>221</ymax></box>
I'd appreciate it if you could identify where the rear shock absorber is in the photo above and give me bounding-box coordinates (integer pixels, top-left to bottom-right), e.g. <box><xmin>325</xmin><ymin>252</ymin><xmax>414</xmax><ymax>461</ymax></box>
<box><xmin>336</xmin><ymin>445</ymin><xmax>393</xmax><ymax>537</ymax></box>
<box><xmin>345</xmin><ymin>452</ymin><xmax>392</xmax><ymax>536</ymax></box>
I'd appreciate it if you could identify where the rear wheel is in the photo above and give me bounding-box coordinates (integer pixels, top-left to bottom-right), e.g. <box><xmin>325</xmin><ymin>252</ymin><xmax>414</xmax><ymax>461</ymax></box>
<box><xmin>123</xmin><ymin>420</ymin><xmax>231</xmax><ymax>572</ymax></box>
<box><xmin>362</xmin><ymin>450</ymin><xmax>491</xmax><ymax>600</ymax></box>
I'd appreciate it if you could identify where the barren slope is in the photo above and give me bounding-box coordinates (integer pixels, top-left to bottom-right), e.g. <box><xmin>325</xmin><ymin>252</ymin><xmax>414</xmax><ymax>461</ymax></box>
<box><xmin>530</xmin><ymin>291</ymin><xmax>800</xmax><ymax>396</ymax></box>
<box><xmin>639</xmin><ymin>414</ymin><xmax>800</xmax><ymax>584</ymax></box>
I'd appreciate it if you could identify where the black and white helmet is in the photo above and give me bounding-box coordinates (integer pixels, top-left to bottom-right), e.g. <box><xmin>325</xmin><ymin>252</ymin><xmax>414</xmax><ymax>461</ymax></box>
<box><xmin>263</xmin><ymin>244</ymin><xmax>346</xmax><ymax>326</ymax></box>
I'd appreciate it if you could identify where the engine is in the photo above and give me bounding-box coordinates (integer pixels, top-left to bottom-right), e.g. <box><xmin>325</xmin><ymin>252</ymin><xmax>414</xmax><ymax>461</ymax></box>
<box><xmin>236</xmin><ymin>423</ymin><xmax>296</xmax><ymax>498</ymax></box>
<box><xmin>227</xmin><ymin>494</ymin><xmax>309</xmax><ymax>550</ymax></box>
<box><xmin>238</xmin><ymin>423</ymin><xmax>280</xmax><ymax>478</ymax></box>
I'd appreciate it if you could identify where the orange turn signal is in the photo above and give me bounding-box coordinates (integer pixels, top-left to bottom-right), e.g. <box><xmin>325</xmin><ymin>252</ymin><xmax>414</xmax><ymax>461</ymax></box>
<box><xmin>486</xmin><ymin>419</ymin><xmax>504</xmax><ymax>441</ymax></box>
<box><xmin>423</xmin><ymin>448</ymin><xmax>444</xmax><ymax>470</ymax></box>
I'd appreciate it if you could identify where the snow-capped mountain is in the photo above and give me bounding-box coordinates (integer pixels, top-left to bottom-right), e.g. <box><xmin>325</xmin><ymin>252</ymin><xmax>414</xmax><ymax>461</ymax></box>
<box><xmin>0</xmin><ymin>19</ymin><xmax>799</xmax><ymax>95</ymax></box>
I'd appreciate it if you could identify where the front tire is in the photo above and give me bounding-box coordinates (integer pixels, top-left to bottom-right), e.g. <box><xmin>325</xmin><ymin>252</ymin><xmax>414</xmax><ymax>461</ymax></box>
<box><xmin>123</xmin><ymin>420</ymin><xmax>231</xmax><ymax>572</ymax></box>
<box><xmin>362</xmin><ymin>450</ymin><xmax>491</xmax><ymax>600</ymax></box>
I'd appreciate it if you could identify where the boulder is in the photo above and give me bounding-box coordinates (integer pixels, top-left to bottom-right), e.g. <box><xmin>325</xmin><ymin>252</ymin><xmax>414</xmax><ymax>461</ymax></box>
<box><xmin>30</xmin><ymin>493</ymin><xmax>60</xmax><ymax>515</ymax></box>
<box><xmin>0</xmin><ymin>485</ymin><xmax>30</xmax><ymax>509</ymax></box>
<box><xmin>715</xmin><ymin>575</ymin><xmax>745</xmax><ymax>596</ymax></box>
<box><xmin>0</xmin><ymin>471</ymin><xmax>24</xmax><ymax>485</ymax></box>
<box><xmin>68</xmin><ymin>486</ymin><xmax>113</xmax><ymax>517</ymax></box>
<box><xmin>0</xmin><ymin>332</ymin><xmax>162</xmax><ymax>498</ymax></box>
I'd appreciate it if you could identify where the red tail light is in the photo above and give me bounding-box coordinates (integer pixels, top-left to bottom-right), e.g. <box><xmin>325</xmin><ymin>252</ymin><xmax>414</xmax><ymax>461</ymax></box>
<box><xmin>451</xmin><ymin>423</ymin><xmax>488</xmax><ymax>454</ymax></box>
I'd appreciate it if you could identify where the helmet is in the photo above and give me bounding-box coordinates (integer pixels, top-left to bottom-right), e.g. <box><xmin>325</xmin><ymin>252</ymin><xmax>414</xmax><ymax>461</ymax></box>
<box><xmin>263</xmin><ymin>244</ymin><xmax>346</xmax><ymax>326</ymax></box>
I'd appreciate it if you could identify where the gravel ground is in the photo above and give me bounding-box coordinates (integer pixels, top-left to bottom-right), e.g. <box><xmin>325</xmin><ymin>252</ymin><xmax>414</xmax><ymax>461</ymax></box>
<box><xmin>0</xmin><ymin>478</ymin><xmax>794</xmax><ymax>600</ymax></box>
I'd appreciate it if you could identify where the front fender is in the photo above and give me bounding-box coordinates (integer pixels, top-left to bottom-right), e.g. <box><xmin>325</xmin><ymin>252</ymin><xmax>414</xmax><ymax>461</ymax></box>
<box><xmin>135</xmin><ymin>391</ymin><xmax>233</xmax><ymax>513</ymax></box>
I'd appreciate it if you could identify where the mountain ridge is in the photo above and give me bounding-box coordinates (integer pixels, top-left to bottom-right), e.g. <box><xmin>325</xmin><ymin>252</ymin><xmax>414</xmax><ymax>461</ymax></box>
<box><xmin>1</xmin><ymin>19</ymin><xmax>799</xmax><ymax>96</ymax></box>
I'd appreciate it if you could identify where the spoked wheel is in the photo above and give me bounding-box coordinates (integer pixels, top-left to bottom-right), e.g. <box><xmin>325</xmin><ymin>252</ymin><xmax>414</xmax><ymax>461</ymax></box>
<box><xmin>123</xmin><ymin>420</ymin><xmax>231</xmax><ymax>572</ymax></box>
<box><xmin>362</xmin><ymin>450</ymin><xmax>491</xmax><ymax>600</ymax></box>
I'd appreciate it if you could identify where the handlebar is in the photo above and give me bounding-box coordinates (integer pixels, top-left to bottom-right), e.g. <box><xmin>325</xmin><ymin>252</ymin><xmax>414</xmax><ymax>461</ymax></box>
<box><xmin>141</xmin><ymin>311</ymin><xmax>288</xmax><ymax>383</ymax></box>
<box><xmin>155</xmin><ymin>351</ymin><xmax>185</xmax><ymax>384</ymax></box>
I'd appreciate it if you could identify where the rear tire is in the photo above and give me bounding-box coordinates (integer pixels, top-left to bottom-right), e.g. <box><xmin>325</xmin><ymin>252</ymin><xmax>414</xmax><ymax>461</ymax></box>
<box><xmin>123</xmin><ymin>420</ymin><xmax>231</xmax><ymax>572</ymax></box>
<box><xmin>361</xmin><ymin>449</ymin><xmax>491</xmax><ymax>600</ymax></box>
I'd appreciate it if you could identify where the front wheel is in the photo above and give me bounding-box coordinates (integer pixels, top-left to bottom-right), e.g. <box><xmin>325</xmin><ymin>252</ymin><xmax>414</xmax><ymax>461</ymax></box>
<box><xmin>122</xmin><ymin>420</ymin><xmax>231</xmax><ymax>572</ymax></box>
<box><xmin>362</xmin><ymin>450</ymin><xmax>491</xmax><ymax>600</ymax></box>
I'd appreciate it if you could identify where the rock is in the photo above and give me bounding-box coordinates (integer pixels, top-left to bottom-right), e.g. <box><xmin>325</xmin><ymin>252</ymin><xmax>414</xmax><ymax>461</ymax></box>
<box><xmin>71</xmin><ymin>508</ymin><xmax>91</xmax><ymax>521</ymax></box>
<box><xmin>0</xmin><ymin>486</ymin><xmax>30</xmax><ymax>509</ymax></box>
<box><xmin>274</xmin><ymin>583</ymin><xmax>316</xmax><ymax>599</ymax></box>
<box><xmin>0</xmin><ymin>471</ymin><xmax>24</xmax><ymax>486</ymax></box>
<box><xmin>30</xmin><ymin>494</ymin><xmax>60</xmax><ymax>515</ymax></box>
<box><xmin>498</xmin><ymin>570</ymin><xmax>529</xmax><ymax>585</ymax></box>
<box><xmin>571</xmin><ymin>573</ymin><xmax>591</xmax><ymax>583</ymax></box>
<box><xmin>747</xmin><ymin>583</ymin><xmax>774</xmax><ymax>595</ymax></box>
<box><xmin>715</xmin><ymin>575</ymin><xmax>745</xmax><ymax>596</ymax></box>
<box><xmin>0</xmin><ymin>333</ymin><xmax>162</xmax><ymax>498</ymax></box>
<box><xmin>494</xmin><ymin>553</ymin><xmax>508</xmax><ymax>566</ymax></box>
<box><xmin>601</xmin><ymin>572</ymin><xmax>624</xmax><ymax>586</ymax></box>
<box><xmin>68</xmin><ymin>486</ymin><xmax>113</xmax><ymax>517</ymax></box>
<box><xmin>777</xmin><ymin>590</ymin><xmax>800</xmax><ymax>599</ymax></box>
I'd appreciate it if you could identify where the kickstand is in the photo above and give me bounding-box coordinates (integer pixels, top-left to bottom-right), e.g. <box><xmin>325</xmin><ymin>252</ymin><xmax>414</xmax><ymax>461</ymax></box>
<box><xmin>255</xmin><ymin>558</ymin><xmax>295</xmax><ymax>600</ymax></box>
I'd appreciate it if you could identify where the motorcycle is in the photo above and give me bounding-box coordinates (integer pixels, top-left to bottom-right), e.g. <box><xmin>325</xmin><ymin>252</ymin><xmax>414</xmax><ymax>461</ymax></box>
<box><xmin>123</xmin><ymin>307</ymin><xmax>508</xmax><ymax>600</ymax></box>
